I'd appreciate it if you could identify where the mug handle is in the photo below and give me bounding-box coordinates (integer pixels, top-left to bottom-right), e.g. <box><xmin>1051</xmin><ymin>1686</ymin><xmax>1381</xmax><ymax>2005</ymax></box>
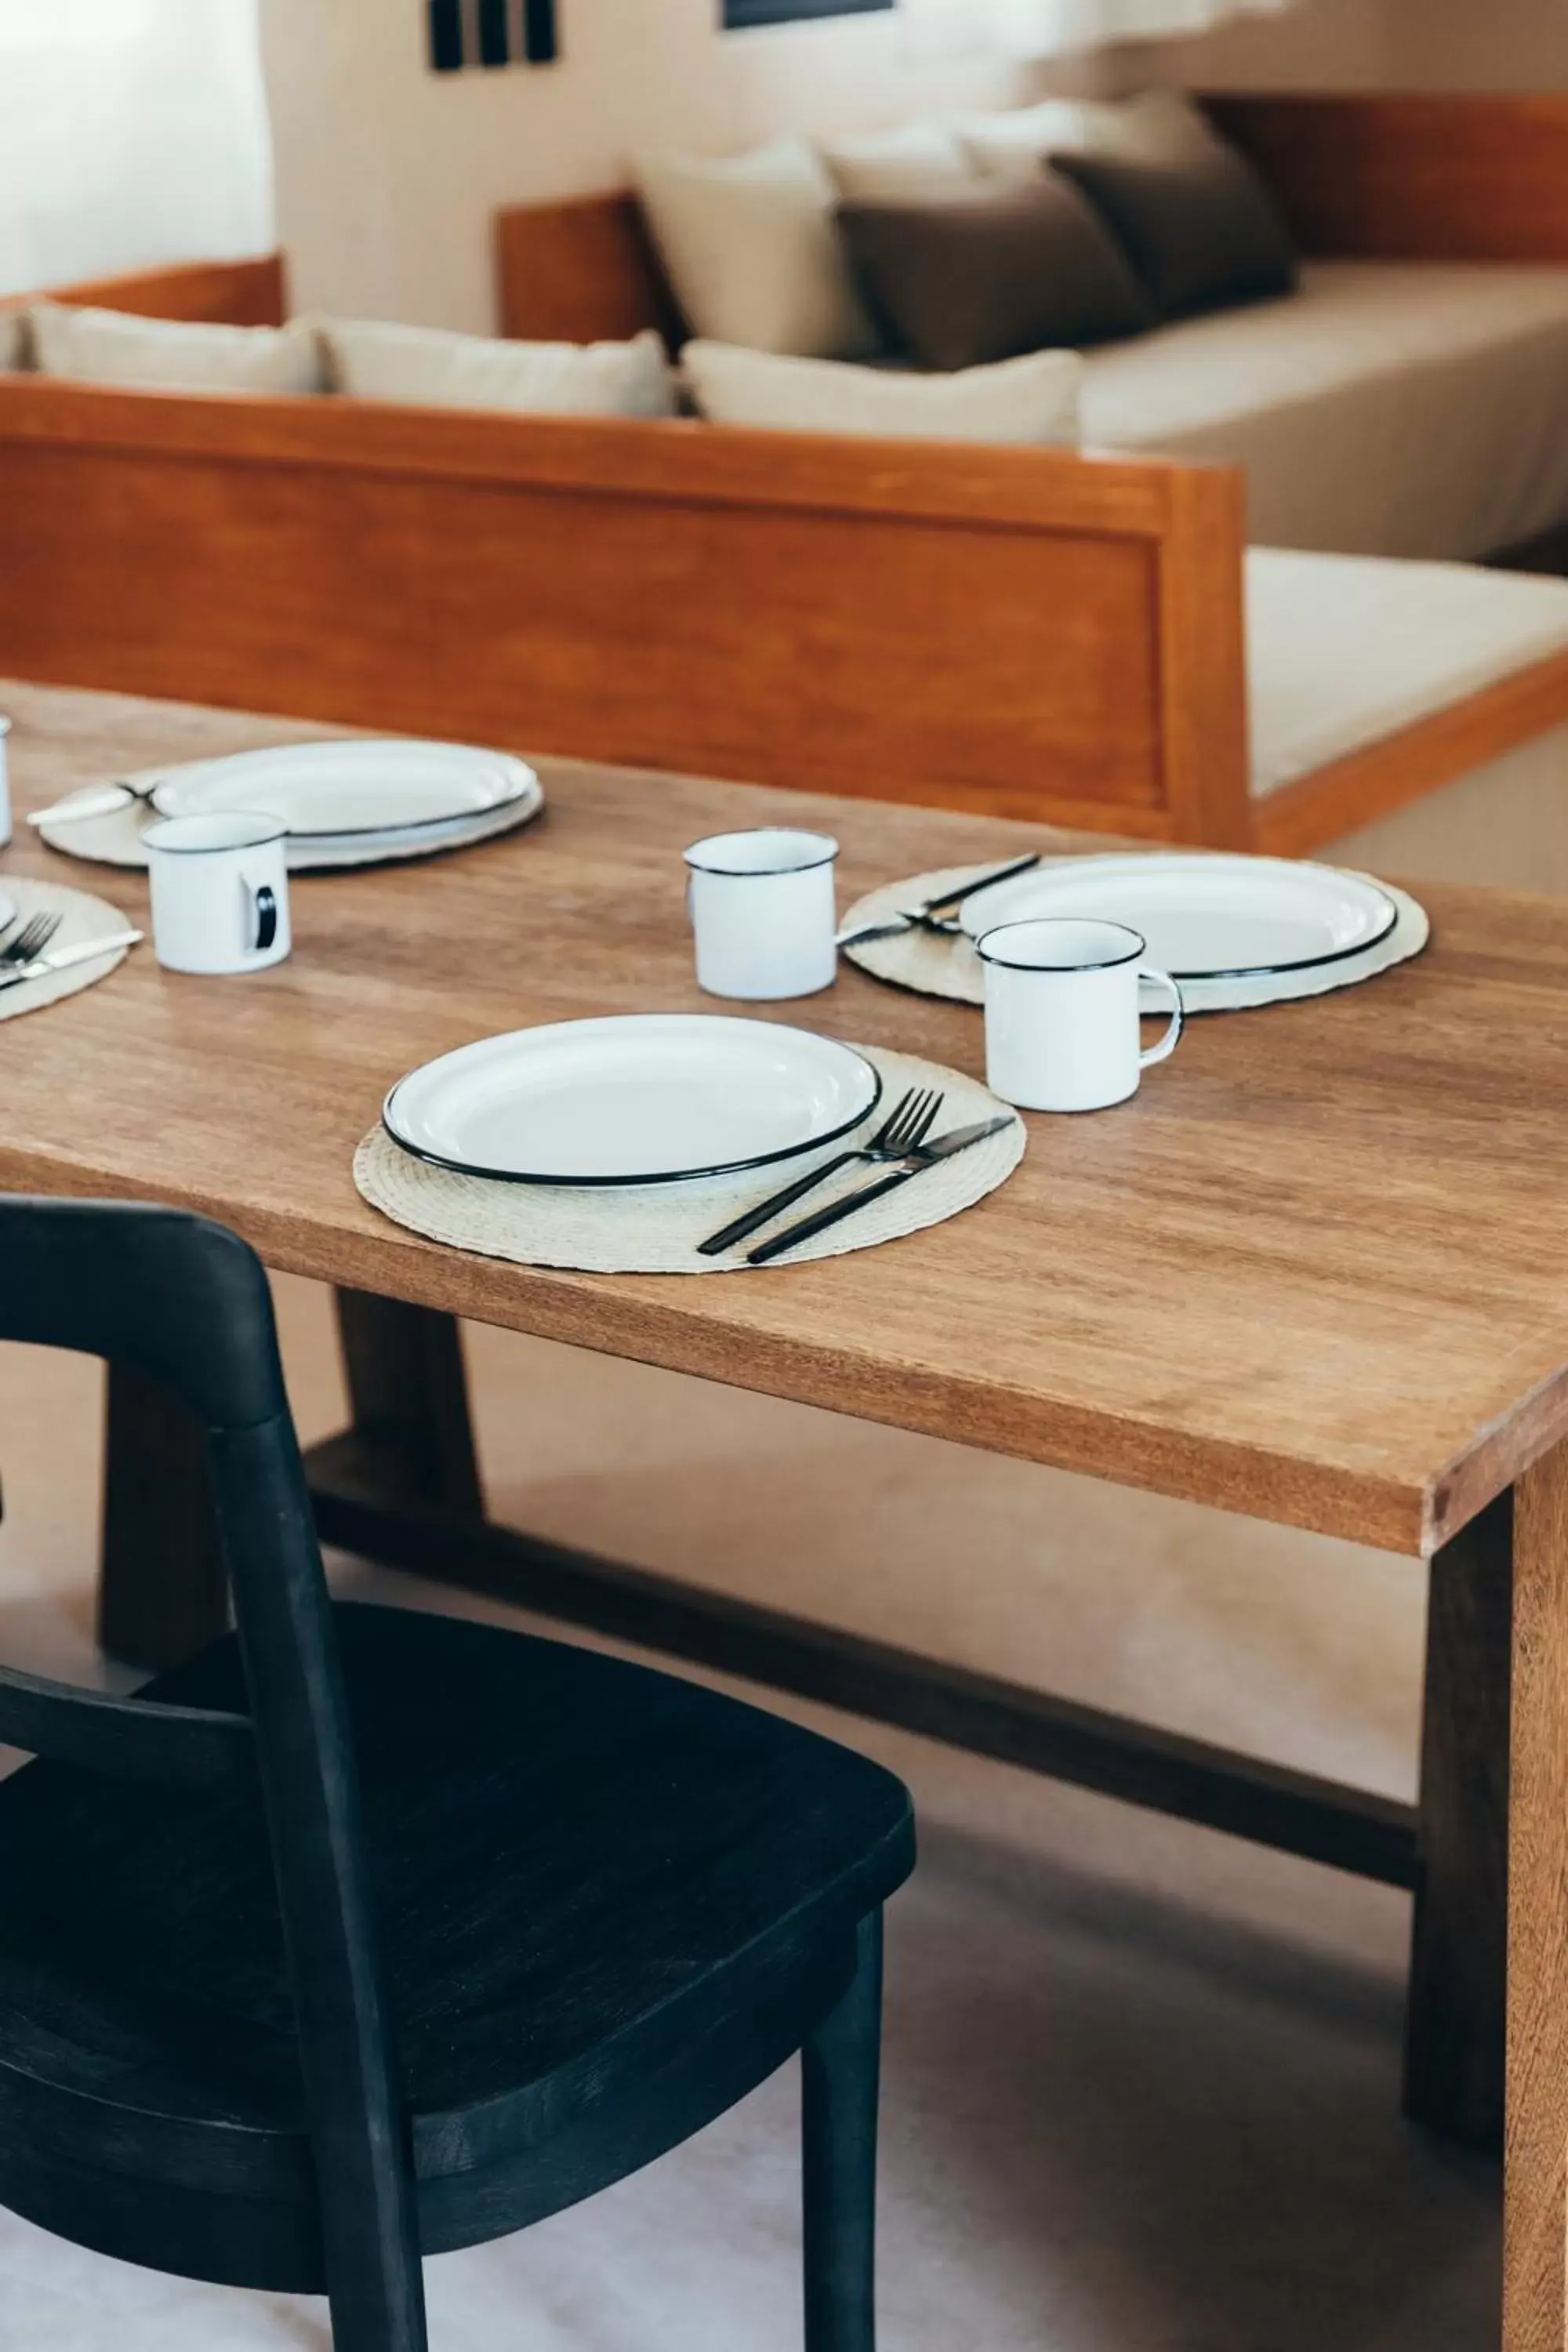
<box><xmin>252</xmin><ymin>884</ymin><xmax>279</xmax><ymax>954</ymax></box>
<box><xmin>1138</xmin><ymin>967</ymin><xmax>1184</xmax><ymax>1067</ymax></box>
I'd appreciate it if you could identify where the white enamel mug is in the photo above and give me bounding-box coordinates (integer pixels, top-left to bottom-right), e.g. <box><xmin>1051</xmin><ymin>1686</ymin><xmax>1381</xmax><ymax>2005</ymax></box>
<box><xmin>977</xmin><ymin>916</ymin><xmax>1183</xmax><ymax>1113</ymax></box>
<box><xmin>684</xmin><ymin>829</ymin><xmax>839</xmax><ymax>1000</ymax></box>
<box><xmin>144</xmin><ymin>811</ymin><xmax>291</xmax><ymax>976</ymax></box>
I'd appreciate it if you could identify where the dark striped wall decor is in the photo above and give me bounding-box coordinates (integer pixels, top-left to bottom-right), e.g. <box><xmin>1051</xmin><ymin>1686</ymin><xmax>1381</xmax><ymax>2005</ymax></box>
<box><xmin>724</xmin><ymin>0</ymin><xmax>894</xmax><ymax>24</ymax></box>
<box><xmin>428</xmin><ymin>0</ymin><xmax>558</xmax><ymax>73</ymax></box>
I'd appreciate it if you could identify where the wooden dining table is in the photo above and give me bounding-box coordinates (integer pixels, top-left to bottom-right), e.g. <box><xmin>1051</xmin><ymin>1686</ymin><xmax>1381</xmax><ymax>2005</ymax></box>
<box><xmin>3</xmin><ymin>676</ymin><xmax>1568</xmax><ymax>2346</ymax></box>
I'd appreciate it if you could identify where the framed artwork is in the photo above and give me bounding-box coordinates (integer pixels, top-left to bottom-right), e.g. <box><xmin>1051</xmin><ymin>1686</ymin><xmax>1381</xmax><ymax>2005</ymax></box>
<box><xmin>428</xmin><ymin>0</ymin><xmax>558</xmax><ymax>72</ymax></box>
<box><xmin>724</xmin><ymin>0</ymin><xmax>895</xmax><ymax>26</ymax></box>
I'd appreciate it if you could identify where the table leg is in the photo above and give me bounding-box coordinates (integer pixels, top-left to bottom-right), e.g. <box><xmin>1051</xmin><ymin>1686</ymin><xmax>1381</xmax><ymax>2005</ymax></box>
<box><xmin>1504</xmin><ymin>1436</ymin><xmax>1568</xmax><ymax>2352</ymax></box>
<box><xmin>98</xmin><ymin>1361</ymin><xmax>230</xmax><ymax>1672</ymax></box>
<box><xmin>330</xmin><ymin>1290</ymin><xmax>483</xmax><ymax>1518</ymax></box>
<box><xmin>1404</xmin><ymin>1492</ymin><xmax>1512</xmax><ymax>2147</ymax></box>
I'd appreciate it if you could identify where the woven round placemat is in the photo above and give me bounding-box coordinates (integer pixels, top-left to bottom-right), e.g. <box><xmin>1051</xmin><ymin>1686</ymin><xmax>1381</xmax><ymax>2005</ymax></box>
<box><xmin>36</xmin><ymin>771</ymin><xmax>543</xmax><ymax>873</ymax></box>
<box><xmin>355</xmin><ymin>1044</ymin><xmax>1025</xmax><ymax>1275</ymax></box>
<box><xmin>0</xmin><ymin>874</ymin><xmax>137</xmax><ymax>1022</ymax></box>
<box><xmin>839</xmin><ymin>860</ymin><xmax>1430</xmax><ymax>1014</ymax></box>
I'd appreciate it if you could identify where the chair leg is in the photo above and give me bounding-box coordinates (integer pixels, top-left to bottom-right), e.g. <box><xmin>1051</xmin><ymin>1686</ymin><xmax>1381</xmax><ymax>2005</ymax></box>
<box><xmin>801</xmin><ymin>1910</ymin><xmax>884</xmax><ymax>2352</ymax></box>
<box><xmin>321</xmin><ymin>2176</ymin><xmax>430</xmax><ymax>2352</ymax></box>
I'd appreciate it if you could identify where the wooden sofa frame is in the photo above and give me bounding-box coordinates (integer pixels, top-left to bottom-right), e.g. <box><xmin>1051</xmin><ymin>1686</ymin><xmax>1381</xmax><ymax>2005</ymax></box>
<box><xmin>4</xmin><ymin>102</ymin><xmax>1568</xmax><ymax>853</ymax></box>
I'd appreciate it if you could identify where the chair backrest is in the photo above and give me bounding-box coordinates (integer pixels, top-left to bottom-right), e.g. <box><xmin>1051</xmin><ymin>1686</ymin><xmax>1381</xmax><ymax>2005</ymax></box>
<box><xmin>0</xmin><ymin>1196</ymin><xmax>415</xmax><ymax>2292</ymax></box>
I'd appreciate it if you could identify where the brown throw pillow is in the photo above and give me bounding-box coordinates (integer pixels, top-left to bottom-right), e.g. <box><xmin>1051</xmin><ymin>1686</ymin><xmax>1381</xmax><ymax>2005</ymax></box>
<box><xmin>836</xmin><ymin>178</ymin><xmax>1155</xmax><ymax>372</ymax></box>
<box><xmin>1051</xmin><ymin>141</ymin><xmax>1298</xmax><ymax>323</ymax></box>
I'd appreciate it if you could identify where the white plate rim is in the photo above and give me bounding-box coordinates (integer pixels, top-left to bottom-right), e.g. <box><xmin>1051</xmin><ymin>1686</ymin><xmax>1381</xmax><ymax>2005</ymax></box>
<box><xmin>149</xmin><ymin>740</ymin><xmax>538</xmax><ymax>841</ymax></box>
<box><xmin>958</xmin><ymin>851</ymin><xmax>1399</xmax><ymax>978</ymax></box>
<box><xmin>382</xmin><ymin>1015</ymin><xmax>885</xmax><ymax>1188</ymax></box>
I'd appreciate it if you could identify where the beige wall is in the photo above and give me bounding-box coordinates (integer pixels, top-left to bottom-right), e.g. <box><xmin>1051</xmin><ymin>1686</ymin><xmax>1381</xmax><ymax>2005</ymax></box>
<box><xmin>259</xmin><ymin>0</ymin><xmax>1071</xmax><ymax>332</ymax></box>
<box><xmin>1379</xmin><ymin>0</ymin><xmax>1568</xmax><ymax>89</ymax></box>
<box><xmin>1132</xmin><ymin>0</ymin><xmax>1391</xmax><ymax>91</ymax></box>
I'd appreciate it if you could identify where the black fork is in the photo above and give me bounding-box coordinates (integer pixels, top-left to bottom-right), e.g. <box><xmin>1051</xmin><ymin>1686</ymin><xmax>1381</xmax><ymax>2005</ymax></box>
<box><xmin>698</xmin><ymin>1085</ymin><xmax>944</xmax><ymax>1258</ymax></box>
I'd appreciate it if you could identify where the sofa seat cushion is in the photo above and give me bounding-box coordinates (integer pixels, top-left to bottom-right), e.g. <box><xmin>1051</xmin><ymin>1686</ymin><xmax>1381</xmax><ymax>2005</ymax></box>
<box><xmin>635</xmin><ymin>137</ymin><xmax>880</xmax><ymax>360</ymax></box>
<box><xmin>1247</xmin><ymin>547</ymin><xmax>1568</xmax><ymax>797</ymax></box>
<box><xmin>27</xmin><ymin>303</ymin><xmax>323</xmax><ymax>395</ymax></box>
<box><xmin>321</xmin><ymin>318</ymin><xmax>676</xmax><ymax>418</ymax></box>
<box><xmin>681</xmin><ymin>339</ymin><xmax>1081</xmax><ymax>445</ymax></box>
<box><xmin>1083</xmin><ymin>262</ymin><xmax>1568</xmax><ymax>560</ymax></box>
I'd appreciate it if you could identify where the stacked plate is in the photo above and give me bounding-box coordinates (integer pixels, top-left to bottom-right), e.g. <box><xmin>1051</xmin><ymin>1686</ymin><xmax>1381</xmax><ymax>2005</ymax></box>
<box><xmin>35</xmin><ymin>739</ymin><xmax>544</xmax><ymax>871</ymax></box>
<box><xmin>147</xmin><ymin>740</ymin><xmax>543</xmax><ymax>870</ymax></box>
<box><xmin>383</xmin><ymin>1015</ymin><xmax>884</xmax><ymax>1187</ymax></box>
<box><xmin>956</xmin><ymin>852</ymin><xmax>1413</xmax><ymax>1014</ymax></box>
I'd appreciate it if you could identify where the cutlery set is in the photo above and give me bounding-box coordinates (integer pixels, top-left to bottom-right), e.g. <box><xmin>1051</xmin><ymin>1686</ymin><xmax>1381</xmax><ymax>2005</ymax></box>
<box><xmin>0</xmin><ymin>909</ymin><xmax>143</xmax><ymax>994</ymax></box>
<box><xmin>696</xmin><ymin>1085</ymin><xmax>1010</xmax><ymax>1261</ymax></box>
<box><xmin>837</xmin><ymin>853</ymin><xmax>1043</xmax><ymax>949</ymax></box>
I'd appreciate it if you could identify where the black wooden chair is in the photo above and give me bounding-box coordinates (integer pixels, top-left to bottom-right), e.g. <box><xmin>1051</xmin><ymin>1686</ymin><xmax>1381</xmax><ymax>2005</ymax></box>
<box><xmin>0</xmin><ymin>1199</ymin><xmax>914</xmax><ymax>2349</ymax></box>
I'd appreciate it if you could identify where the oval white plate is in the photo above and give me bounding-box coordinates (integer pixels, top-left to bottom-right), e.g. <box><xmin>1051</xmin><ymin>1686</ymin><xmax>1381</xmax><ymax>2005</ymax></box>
<box><xmin>960</xmin><ymin>852</ymin><xmax>1398</xmax><ymax>978</ymax></box>
<box><xmin>0</xmin><ymin>892</ymin><xmax>17</xmax><ymax>936</ymax></box>
<box><xmin>151</xmin><ymin>740</ymin><xmax>538</xmax><ymax>841</ymax></box>
<box><xmin>383</xmin><ymin>1016</ymin><xmax>884</xmax><ymax>1187</ymax></box>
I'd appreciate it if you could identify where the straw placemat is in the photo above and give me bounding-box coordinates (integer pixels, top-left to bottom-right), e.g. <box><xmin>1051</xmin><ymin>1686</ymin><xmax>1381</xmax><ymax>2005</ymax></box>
<box><xmin>0</xmin><ymin>875</ymin><xmax>137</xmax><ymax>1022</ymax></box>
<box><xmin>35</xmin><ymin>772</ymin><xmax>543</xmax><ymax>872</ymax></box>
<box><xmin>839</xmin><ymin>860</ymin><xmax>1430</xmax><ymax>1014</ymax></box>
<box><xmin>355</xmin><ymin>1044</ymin><xmax>1025</xmax><ymax>1275</ymax></box>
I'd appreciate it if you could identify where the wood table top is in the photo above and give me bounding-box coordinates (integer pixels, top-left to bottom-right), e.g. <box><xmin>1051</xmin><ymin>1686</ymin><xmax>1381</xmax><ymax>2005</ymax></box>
<box><xmin>4</xmin><ymin>677</ymin><xmax>1568</xmax><ymax>1560</ymax></box>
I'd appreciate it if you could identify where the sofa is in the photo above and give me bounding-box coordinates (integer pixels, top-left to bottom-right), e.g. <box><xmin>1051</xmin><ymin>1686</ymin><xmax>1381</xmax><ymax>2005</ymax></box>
<box><xmin>499</xmin><ymin>93</ymin><xmax>1568</xmax><ymax>568</ymax></box>
<box><xmin>4</xmin><ymin>210</ymin><xmax>1568</xmax><ymax>892</ymax></box>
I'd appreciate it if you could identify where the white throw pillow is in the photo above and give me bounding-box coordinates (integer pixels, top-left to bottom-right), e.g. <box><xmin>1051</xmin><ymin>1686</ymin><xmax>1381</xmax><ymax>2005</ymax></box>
<box><xmin>321</xmin><ymin>317</ymin><xmax>675</xmax><ymax>418</ymax></box>
<box><xmin>634</xmin><ymin>136</ymin><xmax>880</xmax><ymax>359</ymax></box>
<box><xmin>682</xmin><ymin>339</ymin><xmax>1082</xmax><ymax>446</ymax></box>
<box><xmin>956</xmin><ymin>88</ymin><xmax>1218</xmax><ymax>183</ymax></box>
<box><xmin>818</xmin><ymin>121</ymin><xmax>977</xmax><ymax>202</ymax></box>
<box><xmin>27</xmin><ymin>303</ymin><xmax>324</xmax><ymax>394</ymax></box>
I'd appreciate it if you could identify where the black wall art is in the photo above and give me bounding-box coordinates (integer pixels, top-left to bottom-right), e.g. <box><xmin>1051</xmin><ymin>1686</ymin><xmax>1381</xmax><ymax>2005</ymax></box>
<box><xmin>428</xmin><ymin>0</ymin><xmax>558</xmax><ymax>73</ymax></box>
<box><xmin>724</xmin><ymin>0</ymin><xmax>894</xmax><ymax>24</ymax></box>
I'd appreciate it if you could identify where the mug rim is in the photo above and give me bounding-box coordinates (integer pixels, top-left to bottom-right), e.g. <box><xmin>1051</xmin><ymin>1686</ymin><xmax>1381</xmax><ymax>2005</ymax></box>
<box><xmin>684</xmin><ymin>827</ymin><xmax>839</xmax><ymax>879</ymax></box>
<box><xmin>143</xmin><ymin>809</ymin><xmax>285</xmax><ymax>855</ymax></box>
<box><xmin>975</xmin><ymin>916</ymin><xmax>1146</xmax><ymax>974</ymax></box>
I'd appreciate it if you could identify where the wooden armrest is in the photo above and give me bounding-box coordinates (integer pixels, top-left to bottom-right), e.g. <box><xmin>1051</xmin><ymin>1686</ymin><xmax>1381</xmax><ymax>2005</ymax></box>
<box><xmin>1204</xmin><ymin>94</ymin><xmax>1568</xmax><ymax>263</ymax></box>
<box><xmin>0</xmin><ymin>252</ymin><xmax>289</xmax><ymax>328</ymax></box>
<box><xmin>494</xmin><ymin>193</ymin><xmax>684</xmax><ymax>347</ymax></box>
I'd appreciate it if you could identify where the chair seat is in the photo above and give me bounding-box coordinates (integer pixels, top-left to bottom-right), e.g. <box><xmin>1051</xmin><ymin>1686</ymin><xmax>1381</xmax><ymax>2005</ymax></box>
<box><xmin>0</xmin><ymin>1603</ymin><xmax>913</xmax><ymax>2288</ymax></box>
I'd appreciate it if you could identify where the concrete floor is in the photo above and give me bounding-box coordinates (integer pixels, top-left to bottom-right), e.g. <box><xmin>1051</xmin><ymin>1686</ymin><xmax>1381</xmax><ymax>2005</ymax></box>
<box><xmin>0</xmin><ymin>1276</ymin><xmax>1498</xmax><ymax>2348</ymax></box>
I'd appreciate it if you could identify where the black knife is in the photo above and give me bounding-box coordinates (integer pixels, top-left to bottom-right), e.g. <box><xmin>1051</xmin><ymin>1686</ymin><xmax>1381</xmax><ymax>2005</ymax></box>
<box><xmin>837</xmin><ymin>854</ymin><xmax>1041</xmax><ymax>950</ymax></box>
<box><xmin>746</xmin><ymin>1116</ymin><xmax>1014</xmax><ymax>1265</ymax></box>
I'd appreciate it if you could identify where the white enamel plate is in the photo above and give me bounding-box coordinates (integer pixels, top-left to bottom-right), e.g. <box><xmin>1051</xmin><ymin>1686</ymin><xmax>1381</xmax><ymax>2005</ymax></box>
<box><xmin>960</xmin><ymin>852</ymin><xmax>1398</xmax><ymax>979</ymax></box>
<box><xmin>150</xmin><ymin>739</ymin><xmax>540</xmax><ymax>844</ymax></box>
<box><xmin>0</xmin><ymin>893</ymin><xmax>17</xmax><ymax>936</ymax></box>
<box><xmin>383</xmin><ymin>1015</ymin><xmax>884</xmax><ymax>1186</ymax></box>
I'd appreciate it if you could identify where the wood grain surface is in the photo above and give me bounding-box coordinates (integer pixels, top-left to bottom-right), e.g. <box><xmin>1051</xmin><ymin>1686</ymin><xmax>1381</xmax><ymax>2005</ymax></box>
<box><xmin>1505</xmin><ymin>1436</ymin><xmax>1568</xmax><ymax>2352</ymax></box>
<box><xmin>0</xmin><ymin>253</ymin><xmax>287</xmax><ymax>329</ymax></box>
<box><xmin>494</xmin><ymin>191</ymin><xmax>683</xmax><ymax>347</ymax></box>
<box><xmin>0</xmin><ymin>376</ymin><xmax>1247</xmax><ymax>842</ymax></box>
<box><xmin>5</xmin><ymin>680</ymin><xmax>1568</xmax><ymax>1558</ymax></box>
<box><xmin>1207</xmin><ymin>95</ymin><xmax>1568</xmax><ymax>263</ymax></box>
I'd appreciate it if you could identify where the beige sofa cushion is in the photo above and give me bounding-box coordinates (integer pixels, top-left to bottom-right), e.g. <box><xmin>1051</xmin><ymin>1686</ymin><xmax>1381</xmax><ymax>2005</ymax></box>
<box><xmin>27</xmin><ymin>303</ymin><xmax>323</xmax><ymax>394</ymax></box>
<box><xmin>818</xmin><ymin>122</ymin><xmax>975</xmax><ymax>201</ymax></box>
<box><xmin>321</xmin><ymin>318</ymin><xmax>675</xmax><ymax>417</ymax></box>
<box><xmin>682</xmin><ymin>339</ymin><xmax>1082</xmax><ymax>445</ymax></box>
<box><xmin>635</xmin><ymin>137</ymin><xmax>879</xmax><ymax>359</ymax></box>
<box><xmin>1247</xmin><ymin>547</ymin><xmax>1568</xmax><ymax>797</ymax></box>
<box><xmin>1083</xmin><ymin>261</ymin><xmax>1568</xmax><ymax>560</ymax></box>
